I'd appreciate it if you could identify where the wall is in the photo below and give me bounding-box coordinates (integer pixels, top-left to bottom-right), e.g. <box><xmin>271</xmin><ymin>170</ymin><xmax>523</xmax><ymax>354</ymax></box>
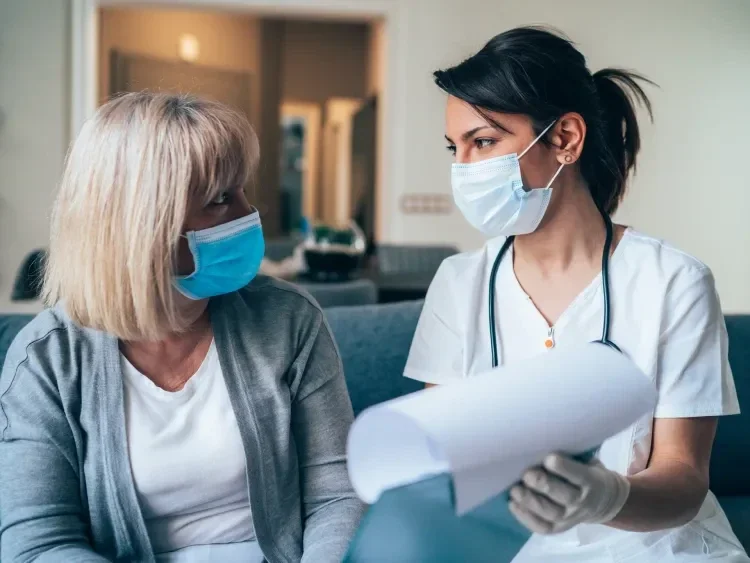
<box><xmin>0</xmin><ymin>0</ymin><xmax>70</xmax><ymax>313</ymax></box>
<box><xmin>99</xmin><ymin>7</ymin><xmax>261</xmax><ymax>124</ymax></box>
<box><xmin>279</xmin><ymin>19</ymin><xmax>368</xmax><ymax>104</ymax></box>
<box><xmin>2</xmin><ymin>0</ymin><xmax>750</xmax><ymax>311</ymax></box>
<box><xmin>366</xmin><ymin>19</ymin><xmax>386</xmax><ymax>240</ymax></box>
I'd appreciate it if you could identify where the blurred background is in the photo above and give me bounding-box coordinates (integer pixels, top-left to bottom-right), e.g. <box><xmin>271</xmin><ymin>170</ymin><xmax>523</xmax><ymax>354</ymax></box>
<box><xmin>0</xmin><ymin>0</ymin><xmax>749</xmax><ymax>313</ymax></box>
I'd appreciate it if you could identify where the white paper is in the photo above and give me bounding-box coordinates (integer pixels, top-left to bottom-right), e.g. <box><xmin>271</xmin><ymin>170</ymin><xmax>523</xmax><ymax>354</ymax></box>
<box><xmin>347</xmin><ymin>343</ymin><xmax>657</xmax><ymax>514</ymax></box>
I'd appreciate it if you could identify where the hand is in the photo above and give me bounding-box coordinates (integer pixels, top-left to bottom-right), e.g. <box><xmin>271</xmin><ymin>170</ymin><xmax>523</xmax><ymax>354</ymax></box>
<box><xmin>508</xmin><ymin>453</ymin><xmax>630</xmax><ymax>535</ymax></box>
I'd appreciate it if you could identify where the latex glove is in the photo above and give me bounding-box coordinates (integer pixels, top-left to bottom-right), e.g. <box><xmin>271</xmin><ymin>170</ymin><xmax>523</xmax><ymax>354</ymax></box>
<box><xmin>509</xmin><ymin>453</ymin><xmax>630</xmax><ymax>535</ymax></box>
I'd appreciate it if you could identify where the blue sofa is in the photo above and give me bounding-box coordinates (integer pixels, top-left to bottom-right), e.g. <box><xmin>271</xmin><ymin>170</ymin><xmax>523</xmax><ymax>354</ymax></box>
<box><xmin>1</xmin><ymin>303</ymin><xmax>748</xmax><ymax>547</ymax></box>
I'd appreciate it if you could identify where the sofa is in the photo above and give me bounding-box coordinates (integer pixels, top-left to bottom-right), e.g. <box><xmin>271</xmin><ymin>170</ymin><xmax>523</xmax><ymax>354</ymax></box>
<box><xmin>1</xmin><ymin>302</ymin><xmax>748</xmax><ymax>548</ymax></box>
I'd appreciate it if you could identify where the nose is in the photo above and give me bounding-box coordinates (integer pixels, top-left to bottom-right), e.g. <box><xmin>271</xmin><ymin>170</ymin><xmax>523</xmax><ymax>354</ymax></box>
<box><xmin>454</xmin><ymin>146</ymin><xmax>472</xmax><ymax>165</ymax></box>
<box><xmin>231</xmin><ymin>190</ymin><xmax>254</xmax><ymax>221</ymax></box>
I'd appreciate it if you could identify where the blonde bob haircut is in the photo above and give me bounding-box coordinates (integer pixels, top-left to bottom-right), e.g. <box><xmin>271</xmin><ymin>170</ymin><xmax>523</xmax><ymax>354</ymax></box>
<box><xmin>43</xmin><ymin>92</ymin><xmax>259</xmax><ymax>341</ymax></box>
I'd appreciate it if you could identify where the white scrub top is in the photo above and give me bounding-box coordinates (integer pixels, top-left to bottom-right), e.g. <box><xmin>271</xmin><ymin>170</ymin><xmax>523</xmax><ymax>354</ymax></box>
<box><xmin>404</xmin><ymin>229</ymin><xmax>747</xmax><ymax>562</ymax></box>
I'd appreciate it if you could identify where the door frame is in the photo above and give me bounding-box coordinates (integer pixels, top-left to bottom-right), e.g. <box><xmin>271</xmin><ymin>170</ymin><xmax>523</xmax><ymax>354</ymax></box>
<box><xmin>321</xmin><ymin>98</ymin><xmax>362</xmax><ymax>225</ymax></box>
<box><xmin>280</xmin><ymin>101</ymin><xmax>322</xmax><ymax>221</ymax></box>
<box><xmin>71</xmin><ymin>0</ymin><xmax>406</xmax><ymax>241</ymax></box>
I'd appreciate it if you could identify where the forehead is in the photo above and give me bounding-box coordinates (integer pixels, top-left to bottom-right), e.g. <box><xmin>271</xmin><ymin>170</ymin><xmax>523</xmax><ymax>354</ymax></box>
<box><xmin>445</xmin><ymin>96</ymin><xmax>487</xmax><ymax>132</ymax></box>
<box><xmin>444</xmin><ymin>95</ymin><xmax>532</xmax><ymax>138</ymax></box>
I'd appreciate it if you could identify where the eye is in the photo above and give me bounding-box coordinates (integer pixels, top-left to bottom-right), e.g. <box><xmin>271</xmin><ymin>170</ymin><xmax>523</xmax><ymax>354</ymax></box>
<box><xmin>446</xmin><ymin>144</ymin><xmax>457</xmax><ymax>156</ymax></box>
<box><xmin>475</xmin><ymin>138</ymin><xmax>497</xmax><ymax>150</ymax></box>
<box><xmin>209</xmin><ymin>191</ymin><xmax>231</xmax><ymax>206</ymax></box>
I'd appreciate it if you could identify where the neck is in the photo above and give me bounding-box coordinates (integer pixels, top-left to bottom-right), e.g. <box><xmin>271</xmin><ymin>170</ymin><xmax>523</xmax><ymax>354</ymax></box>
<box><xmin>122</xmin><ymin>303</ymin><xmax>210</xmax><ymax>356</ymax></box>
<box><xmin>513</xmin><ymin>183</ymin><xmax>606</xmax><ymax>276</ymax></box>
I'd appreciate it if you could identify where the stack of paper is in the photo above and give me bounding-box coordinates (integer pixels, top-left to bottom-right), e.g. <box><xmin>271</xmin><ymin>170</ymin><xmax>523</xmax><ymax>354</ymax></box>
<box><xmin>345</xmin><ymin>343</ymin><xmax>657</xmax><ymax>562</ymax></box>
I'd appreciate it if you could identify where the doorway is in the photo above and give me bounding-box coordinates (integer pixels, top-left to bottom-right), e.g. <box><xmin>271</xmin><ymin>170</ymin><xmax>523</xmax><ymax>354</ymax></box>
<box><xmin>98</xmin><ymin>6</ymin><xmax>385</xmax><ymax>243</ymax></box>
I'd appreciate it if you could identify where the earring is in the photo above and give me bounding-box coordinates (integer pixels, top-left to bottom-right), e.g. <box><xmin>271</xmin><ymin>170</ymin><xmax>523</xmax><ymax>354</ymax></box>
<box><xmin>564</xmin><ymin>154</ymin><xmax>573</xmax><ymax>163</ymax></box>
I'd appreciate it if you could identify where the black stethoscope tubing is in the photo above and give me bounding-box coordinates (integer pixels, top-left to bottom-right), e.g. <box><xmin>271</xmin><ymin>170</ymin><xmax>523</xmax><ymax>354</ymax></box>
<box><xmin>488</xmin><ymin>208</ymin><xmax>622</xmax><ymax>369</ymax></box>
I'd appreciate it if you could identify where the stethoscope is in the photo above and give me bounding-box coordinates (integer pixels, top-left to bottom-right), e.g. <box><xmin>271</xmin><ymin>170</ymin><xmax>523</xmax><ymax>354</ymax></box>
<box><xmin>488</xmin><ymin>207</ymin><xmax>622</xmax><ymax>369</ymax></box>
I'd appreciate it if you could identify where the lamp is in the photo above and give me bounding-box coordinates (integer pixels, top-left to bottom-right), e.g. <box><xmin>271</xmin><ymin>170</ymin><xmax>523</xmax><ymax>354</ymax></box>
<box><xmin>178</xmin><ymin>34</ymin><xmax>200</xmax><ymax>63</ymax></box>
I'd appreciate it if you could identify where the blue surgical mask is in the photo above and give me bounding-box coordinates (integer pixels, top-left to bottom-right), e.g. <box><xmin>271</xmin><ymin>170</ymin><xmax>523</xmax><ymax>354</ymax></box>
<box><xmin>451</xmin><ymin>120</ymin><xmax>564</xmax><ymax>237</ymax></box>
<box><xmin>174</xmin><ymin>211</ymin><xmax>265</xmax><ymax>300</ymax></box>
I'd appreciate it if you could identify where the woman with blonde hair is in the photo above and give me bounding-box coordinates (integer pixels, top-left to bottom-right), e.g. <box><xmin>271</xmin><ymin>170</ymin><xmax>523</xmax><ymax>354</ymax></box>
<box><xmin>0</xmin><ymin>92</ymin><xmax>364</xmax><ymax>562</ymax></box>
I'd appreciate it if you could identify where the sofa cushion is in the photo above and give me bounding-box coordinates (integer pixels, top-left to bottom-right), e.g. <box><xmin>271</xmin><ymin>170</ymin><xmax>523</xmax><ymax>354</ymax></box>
<box><xmin>710</xmin><ymin>315</ymin><xmax>750</xmax><ymax>496</ymax></box>
<box><xmin>325</xmin><ymin>301</ymin><xmax>424</xmax><ymax>416</ymax></box>
<box><xmin>0</xmin><ymin>314</ymin><xmax>34</xmax><ymax>370</ymax></box>
<box><xmin>716</xmin><ymin>496</ymin><xmax>750</xmax><ymax>549</ymax></box>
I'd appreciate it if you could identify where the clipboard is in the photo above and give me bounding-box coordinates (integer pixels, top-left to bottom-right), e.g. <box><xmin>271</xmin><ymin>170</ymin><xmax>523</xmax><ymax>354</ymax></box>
<box><xmin>344</xmin><ymin>449</ymin><xmax>598</xmax><ymax>563</ymax></box>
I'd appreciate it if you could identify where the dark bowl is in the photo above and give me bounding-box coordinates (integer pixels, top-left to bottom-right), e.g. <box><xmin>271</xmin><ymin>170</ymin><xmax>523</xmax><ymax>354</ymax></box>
<box><xmin>304</xmin><ymin>249</ymin><xmax>363</xmax><ymax>281</ymax></box>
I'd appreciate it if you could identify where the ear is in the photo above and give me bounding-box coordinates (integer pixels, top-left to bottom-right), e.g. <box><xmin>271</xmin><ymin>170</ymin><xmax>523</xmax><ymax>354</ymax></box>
<box><xmin>547</xmin><ymin>112</ymin><xmax>586</xmax><ymax>165</ymax></box>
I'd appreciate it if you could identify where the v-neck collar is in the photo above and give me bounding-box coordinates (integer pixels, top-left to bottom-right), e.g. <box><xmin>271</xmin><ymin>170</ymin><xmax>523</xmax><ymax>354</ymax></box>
<box><xmin>502</xmin><ymin>228</ymin><xmax>630</xmax><ymax>332</ymax></box>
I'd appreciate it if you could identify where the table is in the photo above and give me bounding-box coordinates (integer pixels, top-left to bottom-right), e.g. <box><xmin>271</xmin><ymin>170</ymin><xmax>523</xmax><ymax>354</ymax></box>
<box><xmin>295</xmin><ymin>278</ymin><xmax>378</xmax><ymax>308</ymax></box>
<box><xmin>362</xmin><ymin>272</ymin><xmax>434</xmax><ymax>304</ymax></box>
<box><xmin>295</xmin><ymin>270</ymin><xmax>434</xmax><ymax>305</ymax></box>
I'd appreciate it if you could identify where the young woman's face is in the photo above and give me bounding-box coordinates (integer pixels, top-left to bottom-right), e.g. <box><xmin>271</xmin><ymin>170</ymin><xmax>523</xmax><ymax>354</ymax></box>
<box><xmin>175</xmin><ymin>186</ymin><xmax>254</xmax><ymax>276</ymax></box>
<box><xmin>444</xmin><ymin>95</ymin><xmax>565</xmax><ymax>191</ymax></box>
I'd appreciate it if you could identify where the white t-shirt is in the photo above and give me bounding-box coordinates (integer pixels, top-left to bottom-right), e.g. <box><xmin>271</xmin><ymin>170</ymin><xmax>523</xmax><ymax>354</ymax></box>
<box><xmin>122</xmin><ymin>340</ymin><xmax>257</xmax><ymax>559</ymax></box>
<box><xmin>404</xmin><ymin>229</ymin><xmax>747</xmax><ymax>562</ymax></box>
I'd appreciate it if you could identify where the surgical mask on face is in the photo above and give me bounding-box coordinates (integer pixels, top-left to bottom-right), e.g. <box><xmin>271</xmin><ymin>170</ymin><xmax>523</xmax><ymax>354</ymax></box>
<box><xmin>174</xmin><ymin>211</ymin><xmax>265</xmax><ymax>300</ymax></box>
<box><xmin>451</xmin><ymin>120</ymin><xmax>564</xmax><ymax>237</ymax></box>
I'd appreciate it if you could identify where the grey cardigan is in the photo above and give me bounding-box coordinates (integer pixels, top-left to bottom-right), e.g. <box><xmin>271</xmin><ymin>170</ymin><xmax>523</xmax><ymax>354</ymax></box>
<box><xmin>0</xmin><ymin>277</ymin><xmax>365</xmax><ymax>562</ymax></box>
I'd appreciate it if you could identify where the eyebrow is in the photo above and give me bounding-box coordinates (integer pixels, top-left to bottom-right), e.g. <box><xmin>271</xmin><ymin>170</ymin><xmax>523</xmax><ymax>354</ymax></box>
<box><xmin>445</xmin><ymin>122</ymin><xmax>513</xmax><ymax>144</ymax></box>
<box><xmin>445</xmin><ymin>126</ymin><xmax>492</xmax><ymax>144</ymax></box>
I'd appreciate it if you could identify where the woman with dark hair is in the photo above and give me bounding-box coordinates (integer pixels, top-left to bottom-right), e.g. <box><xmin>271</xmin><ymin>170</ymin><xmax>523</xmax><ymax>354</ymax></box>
<box><xmin>404</xmin><ymin>27</ymin><xmax>748</xmax><ymax>561</ymax></box>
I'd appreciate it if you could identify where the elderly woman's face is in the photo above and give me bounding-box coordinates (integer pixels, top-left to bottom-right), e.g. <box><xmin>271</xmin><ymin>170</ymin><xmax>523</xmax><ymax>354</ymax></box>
<box><xmin>175</xmin><ymin>186</ymin><xmax>254</xmax><ymax>276</ymax></box>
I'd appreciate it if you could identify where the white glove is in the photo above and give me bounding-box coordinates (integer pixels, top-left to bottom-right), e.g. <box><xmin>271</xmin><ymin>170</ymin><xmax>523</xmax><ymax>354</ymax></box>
<box><xmin>509</xmin><ymin>453</ymin><xmax>630</xmax><ymax>535</ymax></box>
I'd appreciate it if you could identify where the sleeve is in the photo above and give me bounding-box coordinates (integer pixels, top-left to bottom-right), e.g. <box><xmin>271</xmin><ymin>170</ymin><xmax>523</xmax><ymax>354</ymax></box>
<box><xmin>653</xmin><ymin>267</ymin><xmax>740</xmax><ymax>419</ymax></box>
<box><xmin>290</xmin><ymin>312</ymin><xmax>366</xmax><ymax>563</ymax></box>
<box><xmin>0</xmin><ymin>360</ymin><xmax>109</xmax><ymax>562</ymax></box>
<box><xmin>403</xmin><ymin>261</ymin><xmax>464</xmax><ymax>384</ymax></box>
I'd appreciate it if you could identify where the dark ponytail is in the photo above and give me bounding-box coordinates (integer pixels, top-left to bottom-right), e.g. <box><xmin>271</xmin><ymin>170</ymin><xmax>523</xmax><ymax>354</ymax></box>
<box><xmin>434</xmin><ymin>27</ymin><xmax>655</xmax><ymax>214</ymax></box>
<box><xmin>590</xmin><ymin>69</ymin><xmax>654</xmax><ymax>213</ymax></box>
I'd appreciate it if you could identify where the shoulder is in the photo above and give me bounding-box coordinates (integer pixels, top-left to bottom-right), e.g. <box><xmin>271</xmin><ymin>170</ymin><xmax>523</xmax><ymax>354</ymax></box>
<box><xmin>0</xmin><ymin>307</ymin><xmax>93</xmax><ymax>435</ymax></box>
<box><xmin>619</xmin><ymin>229</ymin><xmax>721</xmax><ymax>334</ymax></box>
<box><xmin>212</xmin><ymin>275</ymin><xmax>326</xmax><ymax>339</ymax></box>
<box><xmin>620</xmin><ymin>229</ymin><xmax>709</xmax><ymax>276</ymax></box>
<box><xmin>430</xmin><ymin>237</ymin><xmax>507</xmax><ymax>291</ymax></box>
<box><xmin>618</xmin><ymin>229</ymin><xmax>714</xmax><ymax>290</ymax></box>
<box><xmin>619</xmin><ymin>234</ymin><xmax>739</xmax><ymax>417</ymax></box>
<box><xmin>418</xmin><ymin>238</ymin><xmax>505</xmax><ymax>336</ymax></box>
<box><xmin>1</xmin><ymin>306</ymin><xmax>88</xmax><ymax>378</ymax></box>
<box><xmin>236</xmin><ymin>275</ymin><xmax>322</xmax><ymax>315</ymax></box>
